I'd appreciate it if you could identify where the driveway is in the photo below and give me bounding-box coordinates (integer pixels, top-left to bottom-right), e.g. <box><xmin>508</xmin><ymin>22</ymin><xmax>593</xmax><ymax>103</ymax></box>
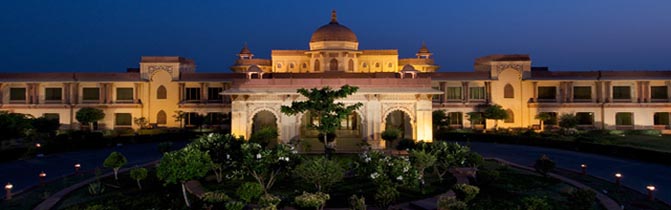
<box><xmin>0</xmin><ymin>141</ymin><xmax>187</xmax><ymax>197</ymax></box>
<box><xmin>461</xmin><ymin>141</ymin><xmax>671</xmax><ymax>204</ymax></box>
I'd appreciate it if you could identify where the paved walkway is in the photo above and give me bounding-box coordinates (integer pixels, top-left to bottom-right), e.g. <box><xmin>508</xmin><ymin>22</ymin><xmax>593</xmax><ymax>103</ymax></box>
<box><xmin>462</xmin><ymin>141</ymin><xmax>671</xmax><ymax>204</ymax></box>
<box><xmin>0</xmin><ymin>141</ymin><xmax>187</xmax><ymax>197</ymax></box>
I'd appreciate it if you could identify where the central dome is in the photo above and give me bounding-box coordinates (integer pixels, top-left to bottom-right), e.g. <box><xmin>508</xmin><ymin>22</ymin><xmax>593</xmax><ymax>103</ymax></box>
<box><xmin>310</xmin><ymin>11</ymin><xmax>358</xmax><ymax>43</ymax></box>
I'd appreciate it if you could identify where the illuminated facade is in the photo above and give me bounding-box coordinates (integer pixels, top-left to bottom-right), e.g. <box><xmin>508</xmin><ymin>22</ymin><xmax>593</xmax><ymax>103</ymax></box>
<box><xmin>1</xmin><ymin>11</ymin><xmax>670</xmax><ymax>149</ymax></box>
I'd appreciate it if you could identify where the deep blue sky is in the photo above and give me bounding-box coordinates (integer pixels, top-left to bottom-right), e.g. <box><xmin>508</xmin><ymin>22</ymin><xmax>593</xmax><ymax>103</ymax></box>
<box><xmin>1</xmin><ymin>0</ymin><xmax>670</xmax><ymax>73</ymax></box>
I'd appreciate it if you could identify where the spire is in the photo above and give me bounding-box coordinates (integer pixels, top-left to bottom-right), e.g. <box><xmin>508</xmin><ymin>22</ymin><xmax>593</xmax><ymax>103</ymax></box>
<box><xmin>416</xmin><ymin>41</ymin><xmax>432</xmax><ymax>58</ymax></box>
<box><xmin>330</xmin><ymin>10</ymin><xmax>338</xmax><ymax>23</ymax></box>
<box><xmin>238</xmin><ymin>42</ymin><xmax>253</xmax><ymax>59</ymax></box>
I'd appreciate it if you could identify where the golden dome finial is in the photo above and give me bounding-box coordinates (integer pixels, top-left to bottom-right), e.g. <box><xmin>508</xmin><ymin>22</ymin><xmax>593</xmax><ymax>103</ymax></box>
<box><xmin>330</xmin><ymin>10</ymin><xmax>338</xmax><ymax>23</ymax></box>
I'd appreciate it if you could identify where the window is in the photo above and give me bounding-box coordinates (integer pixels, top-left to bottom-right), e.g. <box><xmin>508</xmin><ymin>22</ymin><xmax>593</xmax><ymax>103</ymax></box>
<box><xmin>115</xmin><ymin>113</ymin><xmax>132</xmax><ymax>126</ymax></box>
<box><xmin>82</xmin><ymin>88</ymin><xmax>100</xmax><ymax>101</ymax></box>
<box><xmin>447</xmin><ymin>87</ymin><xmax>462</xmax><ymax>100</ymax></box>
<box><xmin>206</xmin><ymin>112</ymin><xmax>226</xmax><ymax>125</ymax></box>
<box><xmin>9</xmin><ymin>88</ymin><xmax>26</xmax><ymax>101</ymax></box>
<box><xmin>503</xmin><ymin>84</ymin><xmax>514</xmax><ymax>98</ymax></box>
<box><xmin>615</xmin><ymin>112</ymin><xmax>633</xmax><ymax>126</ymax></box>
<box><xmin>329</xmin><ymin>59</ymin><xmax>338</xmax><ymax>71</ymax></box>
<box><xmin>208</xmin><ymin>87</ymin><xmax>223</xmax><ymax>102</ymax></box>
<box><xmin>375</xmin><ymin>63</ymin><xmax>380</xmax><ymax>68</ymax></box>
<box><xmin>469</xmin><ymin>87</ymin><xmax>485</xmax><ymax>100</ymax></box>
<box><xmin>156</xmin><ymin>110</ymin><xmax>167</xmax><ymax>125</ymax></box>
<box><xmin>362</xmin><ymin>63</ymin><xmax>367</xmax><ymax>68</ymax></box>
<box><xmin>289</xmin><ymin>63</ymin><xmax>295</xmax><ymax>69</ymax></box>
<box><xmin>348</xmin><ymin>59</ymin><xmax>354</xmax><ymax>71</ymax></box>
<box><xmin>185</xmin><ymin>88</ymin><xmax>201</xmax><ymax>101</ymax></box>
<box><xmin>612</xmin><ymin>86</ymin><xmax>631</xmax><ymax>100</ymax></box>
<box><xmin>157</xmin><ymin>85</ymin><xmax>167</xmax><ymax>99</ymax></box>
<box><xmin>537</xmin><ymin>87</ymin><xmax>556</xmax><ymax>100</ymax></box>
<box><xmin>314</xmin><ymin>59</ymin><xmax>320</xmax><ymax>71</ymax></box>
<box><xmin>504</xmin><ymin>109</ymin><xmax>514</xmax><ymax>123</ymax></box>
<box><xmin>43</xmin><ymin>113</ymin><xmax>60</xmax><ymax>122</ymax></box>
<box><xmin>387</xmin><ymin>63</ymin><xmax>393</xmax><ymax>68</ymax></box>
<box><xmin>116</xmin><ymin>88</ymin><xmax>133</xmax><ymax>102</ymax></box>
<box><xmin>654</xmin><ymin>112</ymin><xmax>669</xmax><ymax>125</ymax></box>
<box><xmin>185</xmin><ymin>112</ymin><xmax>203</xmax><ymax>126</ymax></box>
<box><xmin>45</xmin><ymin>88</ymin><xmax>62</xmax><ymax>101</ymax></box>
<box><xmin>276</xmin><ymin>63</ymin><xmax>282</xmax><ymax>69</ymax></box>
<box><xmin>651</xmin><ymin>86</ymin><xmax>668</xmax><ymax>100</ymax></box>
<box><xmin>575</xmin><ymin>112</ymin><xmax>594</xmax><ymax>125</ymax></box>
<box><xmin>573</xmin><ymin>86</ymin><xmax>591</xmax><ymax>100</ymax></box>
<box><xmin>448</xmin><ymin>112</ymin><xmax>463</xmax><ymax>125</ymax></box>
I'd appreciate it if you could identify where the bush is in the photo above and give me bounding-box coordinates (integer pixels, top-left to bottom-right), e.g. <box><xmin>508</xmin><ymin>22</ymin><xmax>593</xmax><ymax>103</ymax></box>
<box><xmin>452</xmin><ymin>184</ymin><xmax>479</xmax><ymax>203</ymax></box>
<box><xmin>294</xmin><ymin>192</ymin><xmax>330</xmax><ymax>210</ymax></box>
<box><xmin>225</xmin><ymin>201</ymin><xmax>246</xmax><ymax>210</ymax></box>
<box><xmin>475</xmin><ymin>169</ymin><xmax>499</xmax><ymax>187</ymax></box>
<box><xmin>236</xmin><ymin>182</ymin><xmax>264</xmax><ymax>204</ymax></box>
<box><xmin>88</xmin><ymin>182</ymin><xmax>105</xmax><ymax>195</ymax></box>
<box><xmin>437</xmin><ymin>196</ymin><xmax>467</xmax><ymax>210</ymax></box>
<box><xmin>259</xmin><ymin>193</ymin><xmax>282</xmax><ymax>209</ymax></box>
<box><xmin>381</xmin><ymin>128</ymin><xmax>401</xmax><ymax>142</ymax></box>
<box><xmin>464</xmin><ymin>152</ymin><xmax>484</xmax><ymax>167</ymax></box>
<box><xmin>520</xmin><ymin>196</ymin><xmax>551</xmax><ymax>210</ymax></box>
<box><xmin>349</xmin><ymin>195</ymin><xmax>366</xmax><ymax>210</ymax></box>
<box><xmin>202</xmin><ymin>191</ymin><xmax>231</xmax><ymax>209</ymax></box>
<box><xmin>250</xmin><ymin>127</ymin><xmax>278</xmax><ymax>148</ymax></box>
<box><xmin>294</xmin><ymin>157</ymin><xmax>344</xmax><ymax>192</ymax></box>
<box><xmin>409</xmin><ymin>149</ymin><xmax>437</xmax><ymax>178</ymax></box>
<box><xmin>396</xmin><ymin>138</ymin><xmax>416</xmax><ymax>150</ymax></box>
<box><xmin>566</xmin><ymin>188</ymin><xmax>596</xmax><ymax>210</ymax></box>
<box><xmin>374</xmin><ymin>185</ymin><xmax>399</xmax><ymax>208</ymax></box>
<box><xmin>533</xmin><ymin>155</ymin><xmax>556</xmax><ymax>177</ymax></box>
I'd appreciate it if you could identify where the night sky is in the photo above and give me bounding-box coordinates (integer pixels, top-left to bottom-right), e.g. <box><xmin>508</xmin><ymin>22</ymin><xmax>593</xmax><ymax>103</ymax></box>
<box><xmin>1</xmin><ymin>0</ymin><xmax>670</xmax><ymax>73</ymax></box>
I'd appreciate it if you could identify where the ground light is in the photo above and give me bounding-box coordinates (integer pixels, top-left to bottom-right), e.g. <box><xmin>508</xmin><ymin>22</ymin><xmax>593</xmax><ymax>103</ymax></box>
<box><xmin>39</xmin><ymin>171</ymin><xmax>47</xmax><ymax>186</ymax></box>
<box><xmin>4</xmin><ymin>182</ymin><xmax>12</xmax><ymax>200</ymax></box>
<box><xmin>74</xmin><ymin>163</ymin><xmax>81</xmax><ymax>175</ymax></box>
<box><xmin>615</xmin><ymin>173</ymin><xmax>622</xmax><ymax>186</ymax></box>
<box><xmin>580</xmin><ymin>164</ymin><xmax>587</xmax><ymax>175</ymax></box>
<box><xmin>646</xmin><ymin>185</ymin><xmax>656</xmax><ymax>201</ymax></box>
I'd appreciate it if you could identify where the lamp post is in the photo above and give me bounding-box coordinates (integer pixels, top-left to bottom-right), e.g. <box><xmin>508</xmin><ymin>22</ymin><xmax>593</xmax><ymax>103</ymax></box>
<box><xmin>35</xmin><ymin>143</ymin><xmax>44</xmax><ymax>157</ymax></box>
<box><xmin>580</xmin><ymin>164</ymin><xmax>587</xmax><ymax>175</ymax></box>
<box><xmin>39</xmin><ymin>171</ymin><xmax>46</xmax><ymax>186</ymax></box>
<box><xmin>646</xmin><ymin>185</ymin><xmax>656</xmax><ymax>201</ymax></box>
<box><xmin>74</xmin><ymin>163</ymin><xmax>81</xmax><ymax>175</ymax></box>
<box><xmin>4</xmin><ymin>182</ymin><xmax>12</xmax><ymax>200</ymax></box>
<box><xmin>614</xmin><ymin>173</ymin><xmax>622</xmax><ymax>186</ymax></box>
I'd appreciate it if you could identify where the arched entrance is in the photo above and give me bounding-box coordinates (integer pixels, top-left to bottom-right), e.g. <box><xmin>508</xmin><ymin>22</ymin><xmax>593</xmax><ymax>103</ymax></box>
<box><xmin>329</xmin><ymin>59</ymin><xmax>338</xmax><ymax>71</ymax></box>
<box><xmin>251</xmin><ymin>110</ymin><xmax>279</xmax><ymax>146</ymax></box>
<box><xmin>299</xmin><ymin>111</ymin><xmax>363</xmax><ymax>150</ymax></box>
<box><xmin>385</xmin><ymin>110</ymin><xmax>413</xmax><ymax>140</ymax></box>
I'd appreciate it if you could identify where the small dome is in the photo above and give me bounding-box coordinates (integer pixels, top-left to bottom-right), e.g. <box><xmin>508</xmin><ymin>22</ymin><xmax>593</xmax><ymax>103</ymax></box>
<box><xmin>310</xmin><ymin>10</ymin><xmax>358</xmax><ymax>43</ymax></box>
<box><xmin>239</xmin><ymin>43</ymin><xmax>252</xmax><ymax>54</ymax></box>
<box><xmin>418</xmin><ymin>42</ymin><xmax>431</xmax><ymax>54</ymax></box>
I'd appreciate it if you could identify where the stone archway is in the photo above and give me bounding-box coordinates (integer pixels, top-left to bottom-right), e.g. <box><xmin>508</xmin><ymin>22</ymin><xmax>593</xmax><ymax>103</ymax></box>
<box><xmin>251</xmin><ymin>110</ymin><xmax>278</xmax><ymax>133</ymax></box>
<box><xmin>384</xmin><ymin>110</ymin><xmax>413</xmax><ymax>140</ymax></box>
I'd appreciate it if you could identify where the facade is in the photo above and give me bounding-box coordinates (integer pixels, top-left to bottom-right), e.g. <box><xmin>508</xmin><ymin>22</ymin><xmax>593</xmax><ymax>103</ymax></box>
<box><xmin>1</xmin><ymin>11</ymin><xmax>670</xmax><ymax>149</ymax></box>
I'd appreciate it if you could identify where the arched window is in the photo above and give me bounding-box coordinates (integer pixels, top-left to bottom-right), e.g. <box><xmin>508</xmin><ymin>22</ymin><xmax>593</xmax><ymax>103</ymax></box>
<box><xmin>362</xmin><ymin>62</ymin><xmax>367</xmax><ymax>68</ymax></box>
<box><xmin>375</xmin><ymin>62</ymin><xmax>380</xmax><ymax>68</ymax></box>
<box><xmin>329</xmin><ymin>58</ymin><xmax>338</xmax><ymax>71</ymax></box>
<box><xmin>504</xmin><ymin>84</ymin><xmax>514</xmax><ymax>98</ymax></box>
<box><xmin>302</xmin><ymin>63</ymin><xmax>307</xmax><ymax>69</ymax></box>
<box><xmin>505</xmin><ymin>109</ymin><xmax>514</xmax><ymax>123</ymax></box>
<box><xmin>157</xmin><ymin>110</ymin><xmax>167</xmax><ymax>125</ymax></box>
<box><xmin>157</xmin><ymin>85</ymin><xmax>167</xmax><ymax>99</ymax></box>
<box><xmin>348</xmin><ymin>59</ymin><xmax>354</xmax><ymax>71</ymax></box>
<box><xmin>314</xmin><ymin>59</ymin><xmax>320</xmax><ymax>71</ymax></box>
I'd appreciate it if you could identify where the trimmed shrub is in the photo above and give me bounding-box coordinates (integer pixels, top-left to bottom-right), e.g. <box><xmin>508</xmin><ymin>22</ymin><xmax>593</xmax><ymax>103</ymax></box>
<box><xmin>294</xmin><ymin>192</ymin><xmax>330</xmax><ymax>210</ymax></box>
<box><xmin>396</xmin><ymin>138</ymin><xmax>416</xmax><ymax>150</ymax></box>
<box><xmin>452</xmin><ymin>184</ymin><xmax>479</xmax><ymax>203</ymax></box>
<box><xmin>294</xmin><ymin>157</ymin><xmax>344</xmax><ymax>192</ymax></box>
<box><xmin>381</xmin><ymin>128</ymin><xmax>401</xmax><ymax>142</ymax></box>
<box><xmin>475</xmin><ymin>169</ymin><xmax>499</xmax><ymax>187</ymax></box>
<box><xmin>236</xmin><ymin>182</ymin><xmax>264</xmax><ymax>204</ymax></box>
<box><xmin>533</xmin><ymin>155</ymin><xmax>556</xmax><ymax>177</ymax></box>
<box><xmin>259</xmin><ymin>194</ymin><xmax>282</xmax><ymax>209</ymax></box>
<box><xmin>520</xmin><ymin>196</ymin><xmax>551</xmax><ymax>210</ymax></box>
<box><xmin>566</xmin><ymin>188</ymin><xmax>596</xmax><ymax>210</ymax></box>
<box><xmin>437</xmin><ymin>196</ymin><xmax>467</xmax><ymax>210</ymax></box>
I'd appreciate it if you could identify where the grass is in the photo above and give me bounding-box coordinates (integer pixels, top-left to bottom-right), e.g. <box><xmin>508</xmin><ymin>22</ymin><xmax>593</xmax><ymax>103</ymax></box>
<box><xmin>554</xmin><ymin>168</ymin><xmax>671</xmax><ymax>210</ymax></box>
<box><xmin>0</xmin><ymin>172</ymin><xmax>96</xmax><ymax>210</ymax></box>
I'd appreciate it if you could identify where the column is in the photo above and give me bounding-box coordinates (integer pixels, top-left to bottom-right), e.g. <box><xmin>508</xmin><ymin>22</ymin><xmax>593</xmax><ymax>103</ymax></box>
<box><xmin>595</xmin><ymin>81</ymin><xmax>602</xmax><ymax>103</ymax></box>
<box><xmin>462</xmin><ymin>81</ymin><xmax>469</xmax><ymax>103</ymax></box>
<box><xmin>62</xmin><ymin>83</ymin><xmax>69</xmax><ymax>104</ymax></box>
<box><xmin>532</xmin><ymin>82</ymin><xmax>537</xmax><ymax>102</ymax></box>
<box><xmin>645</xmin><ymin>81</ymin><xmax>650</xmax><ymax>102</ymax></box>
<box><xmin>604</xmin><ymin>81</ymin><xmax>611</xmax><ymax>102</ymax></box>
<box><xmin>0</xmin><ymin>83</ymin><xmax>3</xmax><ymax>104</ymax></box>
<box><xmin>485</xmin><ymin>81</ymin><xmax>491</xmax><ymax>103</ymax></box>
<box><xmin>200</xmin><ymin>82</ymin><xmax>208</xmax><ymax>103</ymax></box>
<box><xmin>440</xmin><ymin>82</ymin><xmax>447</xmax><ymax>103</ymax></box>
<box><xmin>99</xmin><ymin>83</ymin><xmax>105</xmax><ymax>103</ymax></box>
<box><xmin>567</xmin><ymin>82</ymin><xmax>573</xmax><ymax>103</ymax></box>
<box><xmin>72</xmin><ymin>83</ymin><xmax>79</xmax><ymax>104</ymax></box>
<box><xmin>107</xmin><ymin>83</ymin><xmax>113</xmax><ymax>104</ymax></box>
<box><xmin>134</xmin><ymin>83</ymin><xmax>141</xmax><ymax>104</ymax></box>
<box><xmin>666</xmin><ymin>81</ymin><xmax>671</xmax><ymax>102</ymax></box>
<box><xmin>178</xmin><ymin>83</ymin><xmax>185</xmax><ymax>102</ymax></box>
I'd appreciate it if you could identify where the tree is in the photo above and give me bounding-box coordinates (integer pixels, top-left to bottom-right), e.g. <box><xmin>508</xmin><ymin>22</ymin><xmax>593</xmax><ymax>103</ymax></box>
<box><xmin>239</xmin><ymin>143</ymin><xmax>298</xmax><ymax>193</ymax></box>
<box><xmin>31</xmin><ymin>116</ymin><xmax>60</xmax><ymax>137</ymax></box>
<box><xmin>249</xmin><ymin>127</ymin><xmax>279</xmax><ymax>148</ymax></box>
<box><xmin>103</xmin><ymin>151</ymin><xmax>127</xmax><ymax>180</ymax></box>
<box><xmin>130</xmin><ymin>167</ymin><xmax>148</xmax><ymax>189</ymax></box>
<box><xmin>157</xmin><ymin>147</ymin><xmax>213</xmax><ymax>208</ymax></box>
<box><xmin>76</xmin><ymin>107</ymin><xmax>105</xmax><ymax>131</ymax></box>
<box><xmin>482</xmin><ymin>104</ymin><xmax>507</xmax><ymax>130</ymax></box>
<box><xmin>133</xmin><ymin>117</ymin><xmax>149</xmax><ymax>129</ymax></box>
<box><xmin>294</xmin><ymin>157</ymin><xmax>344</xmax><ymax>192</ymax></box>
<box><xmin>188</xmin><ymin>133</ymin><xmax>245</xmax><ymax>183</ymax></box>
<box><xmin>280</xmin><ymin>85</ymin><xmax>363</xmax><ymax>156</ymax></box>
<box><xmin>466</xmin><ymin>112</ymin><xmax>483</xmax><ymax>129</ymax></box>
<box><xmin>432</xmin><ymin>110</ymin><xmax>449</xmax><ymax>131</ymax></box>
<box><xmin>534</xmin><ymin>155</ymin><xmax>555</xmax><ymax>177</ymax></box>
<box><xmin>173</xmin><ymin>110</ymin><xmax>185</xmax><ymax>128</ymax></box>
<box><xmin>558</xmin><ymin>113</ymin><xmax>578</xmax><ymax>130</ymax></box>
<box><xmin>535</xmin><ymin>112</ymin><xmax>552</xmax><ymax>132</ymax></box>
<box><xmin>409</xmin><ymin>149</ymin><xmax>436</xmax><ymax>180</ymax></box>
<box><xmin>0</xmin><ymin>112</ymin><xmax>33</xmax><ymax>141</ymax></box>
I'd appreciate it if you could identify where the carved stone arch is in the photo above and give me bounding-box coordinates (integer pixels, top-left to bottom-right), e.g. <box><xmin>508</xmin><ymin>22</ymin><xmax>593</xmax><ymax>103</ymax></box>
<box><xmin>150</xmin><ymin>69</ymin><xmax>173</xmax><ymax>82</ymax></box>
<box><xmin>382</xmin><ymin>106</ymin><xmax>415</xmax><ymax>124</ymax></box>
<box><xmin>248</xmin><ymin>107</ymin><xmax>282</xmax><ymax>139</ymax></box>
<box><xmin>402</xmin><ymin>64</ymin><xmax>416</xmax><ymax>71</ymax></box>
<box><xmin>504</xmin><ymin>83</ymin><xmax>514</xmax><ymax>98</ymax></box>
